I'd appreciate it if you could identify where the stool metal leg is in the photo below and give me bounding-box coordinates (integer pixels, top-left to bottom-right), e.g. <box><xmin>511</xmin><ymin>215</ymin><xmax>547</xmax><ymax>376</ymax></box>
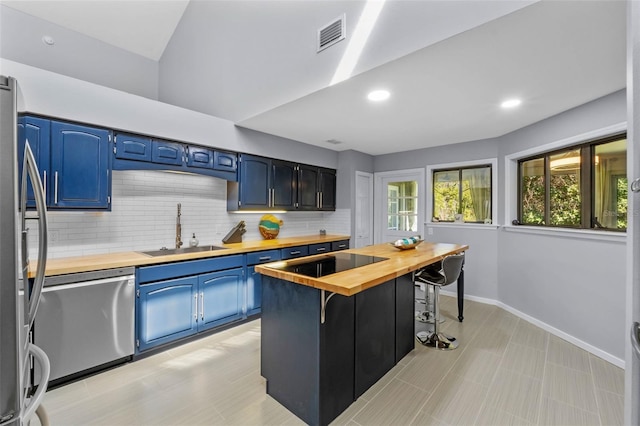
<box><xmin>416</xmin><ymin>284</ymin><xmax>458</xmax><ymax>350</ymax></box>
<box><xmin>415</xmin><ymin>284</ymin><xmax>445</xmax><ymax>324</ymax></box>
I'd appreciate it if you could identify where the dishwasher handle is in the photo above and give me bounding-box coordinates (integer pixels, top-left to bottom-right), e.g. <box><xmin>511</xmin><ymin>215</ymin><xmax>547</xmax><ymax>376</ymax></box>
<box><xmin>41</xmin><ymin>275</ymin><xmax>135</xmax><ymax>292</ymax></box>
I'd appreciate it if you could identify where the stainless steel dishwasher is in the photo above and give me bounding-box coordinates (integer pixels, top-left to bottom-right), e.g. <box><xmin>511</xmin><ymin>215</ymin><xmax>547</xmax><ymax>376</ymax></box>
<box><xmin>33</xmin><ymin>267</ymin><xmax>135</xmax><ymax>384</ymax></box>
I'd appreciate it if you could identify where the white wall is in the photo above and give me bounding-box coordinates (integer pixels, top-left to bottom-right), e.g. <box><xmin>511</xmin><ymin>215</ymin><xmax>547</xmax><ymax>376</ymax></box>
<box><xmin>30</xmin><ymin>170</ymin><xmax>350</xmax><ymax>259</ymax></box>
<box><xmin>375</xmin><ymin>90</ymin><xmax>627</xmax><ymax>365</ymax></box>
<box><xmin>0</xmin><ymin>5</ymin><xmax>159</xmax><ymax>100</ymax></box>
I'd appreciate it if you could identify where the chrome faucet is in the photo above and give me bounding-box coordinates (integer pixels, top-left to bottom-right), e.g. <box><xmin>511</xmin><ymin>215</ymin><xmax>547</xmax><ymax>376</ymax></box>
<box><xmin>176</xmin><ymin>203</ymin><xmax>183</xmax><ymax>249</ymax></box>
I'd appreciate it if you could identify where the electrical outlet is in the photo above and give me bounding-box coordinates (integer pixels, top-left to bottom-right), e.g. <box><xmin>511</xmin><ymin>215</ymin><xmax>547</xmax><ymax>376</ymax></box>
<box><xmin>427</xmin><ymin>227</ymin><xmax>433</xmax><ymax>235</ymax></box>
<box><xmin>50</xmin><ymin>230</ymin><xmax>59</xmax><ymax>242</ymax></box>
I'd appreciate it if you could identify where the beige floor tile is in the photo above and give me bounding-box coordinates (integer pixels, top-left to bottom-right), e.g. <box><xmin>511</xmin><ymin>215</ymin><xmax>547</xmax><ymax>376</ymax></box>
<box><xmin>484</xmin><ymin>369</ymin><xmax>542</xmax><ymax>424</ymax></box>
<box><xmin>509</xmin><ymin>320</ymin><xmax>548</xmax><ymax>351</ymax></box>
<box><xmin>501</xmin><ymin>342</ymin><xmax>546</xmax><ymax>380</ymax></box>
<box><xmin>590</xmin><ymin>354</ymin><xmax>625</xmax><ymax>396</ymax></box>
<box><xmin>39</xmin><ymin>305</ymin><xmax>624</xmax><ymax>426</ymax></box>
<box><xmin>543</xmin><ymin>363</ymin><xmax>598</xmax><ymax>413</ymax></box>
<box><xmin>547</xmin><ymin>335</ymin><xmax>591</xmax><ymax>373</ymax></box>
<box><xmin>538</xmin><ymin>397</ymin><xmax>600</xmax><ymax>426</ymax></box>
<box><xmin>414</xmin><ymin>372</ymin><xmax>489</xmax><ymax>425</ymax></box>
<box><xmin>450</xmin><ymin>347</ymin><xmax>502</xmax><ymax>387</ymax></box>
<box><xmin>396</xmin><ymin>345</ymin><xmax>461</xmax><ymax>392</ymax></box>
<box><xmin>352</xmin><ymin>378</ymin><xmax>429</xmax><ymax>426</ymax></box>
<box><xmin>596</xmin><ymin>389</ymin><xmax>624</xmax><ymax>426</ymax></box>
<box><xmin>475</xmin><ymin>405</ymin><xmax>532</xmax><ymax>425</ymax></box>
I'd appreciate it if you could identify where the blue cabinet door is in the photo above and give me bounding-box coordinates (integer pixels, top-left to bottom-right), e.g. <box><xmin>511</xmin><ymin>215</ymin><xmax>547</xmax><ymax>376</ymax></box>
<box><xmin>198</xmin><ymin>268</ymin><xmax>244</xmax><ymax>331</ymax></box>
<box><xmin>50</xmin><ymin>121</ymin><xmax>111</xmax><ymax>209</ymax></box>
<box><xmin>152</xmin><ymin>140</ymin><xmax>184</xmax><ymax>165</ymax></box>
<box><xmin>272</xmin><ymin>160</ymin><xmax>296</xmax><ymax>210</ymax></box>
<box><xmin>319</xmin><ymin>168</ymin><xmax>336</xmax><ymax>211</ymax></box>
<box><xmin>297</xmin><ymin>164</ymin><xmax>319</xmax><ymax>210</ymax></box>
<box><xmin>213</xmin><ymin>150</ymin><xmax>237</xmax><ymax>172</ymax></box>
<box><xmin>115</xmin><ymin>133</ymin><xmax>152</xmax><ymax>162</ymax></box>
<box><xmin>239</xmin><ymin>154</ymin><xmax>271</xmax><ymax>208</ymax></box>
<box><xmin>18</xmin><ymin>116</ymin><xmax>51</xmax><ymax>207</ymax></box>
<box><xmin>186</xmin><ymin>146</ymin><xmax>213</xmax><ymax>169</ymax></box>
<box><xmin>137</xmin><ymin>277</ymin><xmax>198</xmax><ymax>352</ymax></box>
<box><xmin>246</xmin><ymin>265</ymin><xmax>262</xmax><ymax>315</ymax></box>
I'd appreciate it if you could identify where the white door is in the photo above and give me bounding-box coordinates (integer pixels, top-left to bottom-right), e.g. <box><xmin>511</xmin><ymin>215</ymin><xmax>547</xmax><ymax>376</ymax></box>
<box><xmin>626</xmin><ymin>2</ymin><xmax>640</xmax><ymax>423</ymax></box>
<box><xmin>374</xmin><ymin>169</ymin><xmax>425</xmax><ymax>244</ymax></box>
<box><xmin>355</xmin><ymin>171</ymin><xmax>373</xmax><ymax>248</ymax></box>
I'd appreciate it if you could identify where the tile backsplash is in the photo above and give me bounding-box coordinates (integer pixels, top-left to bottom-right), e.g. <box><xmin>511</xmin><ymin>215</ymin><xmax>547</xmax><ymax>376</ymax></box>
<box><xmin>31</xmin><ymin>170</ymin><xmax>351</xmax><ymax>259</ymax></box>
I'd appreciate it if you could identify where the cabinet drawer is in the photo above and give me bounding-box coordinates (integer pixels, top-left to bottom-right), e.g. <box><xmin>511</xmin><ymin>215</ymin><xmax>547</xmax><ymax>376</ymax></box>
<box><xmin>309</xmin><ymin>242</ymin><xmax>331</xmax><ymax>254</ymax></box>
<box><xmin>246</xmin><ymin>249</ymin><xmax>281</xmax><ymax>266</ymax></box>
<box><xmin>138</xmin><ymin>255</ymin><xmax>243</xmax><ymax>283</ymax></box>
<box><xmin>152</xmin><ymin>140</ymin><xmax>183</xmax><ymax>165</ymax></box>
<box><xmin>332</xmin><ymin>240</ymin><xmax>350</xmax><ymax>251</ymax></box>
<box><xmin>281</xmin><ymin>246</ymin><xmax>309</xmax><ymax>260</ymax></box>
<box><xmin>115</xmin><ymin>133</ymin><xmax>152</xmax><ymax>162</ymax></box>
<box><xmin>214</xmin><ymin>151</ymin><xmax>237</xmax><ymax>172</ymax></box>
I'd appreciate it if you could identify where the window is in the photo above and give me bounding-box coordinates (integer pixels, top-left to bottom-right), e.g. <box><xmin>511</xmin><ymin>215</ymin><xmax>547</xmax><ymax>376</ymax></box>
<box><xmin>432</xmin><ymin>165</ymin><xmax>492</xmax><ymax>223</ymax></box>
<box><xmin>518</xmin><ymin>133</ymin><xmax>627</xmax><ymax>231</ymax></box>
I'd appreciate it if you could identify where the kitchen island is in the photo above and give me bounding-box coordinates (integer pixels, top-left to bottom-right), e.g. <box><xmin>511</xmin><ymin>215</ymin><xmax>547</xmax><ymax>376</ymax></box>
<box><xmin>256</xmin><ymin>241</ymin><xmax>468</xmax><ymax>426</ymax></box>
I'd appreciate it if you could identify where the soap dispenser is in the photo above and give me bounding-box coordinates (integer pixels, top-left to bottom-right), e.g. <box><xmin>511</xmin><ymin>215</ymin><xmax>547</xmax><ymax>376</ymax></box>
<box><xmin>189</xmin><ymin>233</ymin><xmax>199</xmax><ymax>247</ymax></box>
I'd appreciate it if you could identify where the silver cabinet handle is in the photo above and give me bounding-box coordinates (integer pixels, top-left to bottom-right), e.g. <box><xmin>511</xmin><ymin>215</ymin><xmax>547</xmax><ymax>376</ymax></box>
<box><xmin>54</xmin><ymin>171</ymin><xmax>59</xmax><ymax>205</ymax></box>
<box><xmin>290</xmin><ymin>250</ymin><xmax>301</xmax><ymax>255</ymax></box>
<box><xmin>316</xmin><ymin>247</ymin><xmax>326</xmax><ymax>252</ymax></box>
<box><xmin>268</xmin><ymin>187</ymin><xmax>272</xmax><ymax>207</ymax></box>
<box><xmin>20</xmin><ymin>142</ymin><xmax>48</xmax><ymax>329</ymax></box>
<box><xmin>200</xmin><ymin>292</ymin><xmax>204</xmax><ymax>320</ymax></box>
<box><xmin>316</xmin><ymin>192</ymin><xmax>320</xmax><ymax>209</ymax></box>
<box><xmin>271</xmin><ymin>188</ymin><xmax>275</xmax><ymax>207</ymax></box>
<box><xmin>259</xmin><ymin>256</ymin><xmax>271</xmax><ymax>261</ymax></box>
<box><xmin>632</xmin><ymin>322</ymin><xmax>640</xmax><ymax>359</ymax></box>
<box><xmin>320</xmin><ymin>192</ymin><xmax>323</xmax><ymax>208</ymax></box>
<box><xmin>43</xmin><ymin>170</ymin><xmax>47</xmax><ymax>200</ymax></box>
<box><xmin>338</xmin><ymin>244</ymin><xmax>346</xmax><ymax>248</ymax></box>
<box><xmin>194</xmin><ymin>294</ymin><xmax>198</xmax><ymax>320</ymax></box>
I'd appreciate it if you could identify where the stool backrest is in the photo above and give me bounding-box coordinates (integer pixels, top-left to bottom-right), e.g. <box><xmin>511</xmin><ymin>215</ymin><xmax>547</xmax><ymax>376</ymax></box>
<box><xmin>441</xmin><ymin>253</ymin><xmax>465</xmax><ymax>286</ymax></box>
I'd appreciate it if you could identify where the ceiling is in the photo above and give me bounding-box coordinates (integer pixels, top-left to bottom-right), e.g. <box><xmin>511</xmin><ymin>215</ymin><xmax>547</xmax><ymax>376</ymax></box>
<box><xmin>1</xmin><ymin>1</ymin><xmax>626</xmax><ymax>156</ymax></box>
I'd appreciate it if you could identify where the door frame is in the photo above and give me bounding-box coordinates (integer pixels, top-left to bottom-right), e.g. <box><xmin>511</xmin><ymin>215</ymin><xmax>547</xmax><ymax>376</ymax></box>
<box><xmin>373</xmin><ymin>168</ymin><xmax>425</xmax><ymax>244</ymax></box>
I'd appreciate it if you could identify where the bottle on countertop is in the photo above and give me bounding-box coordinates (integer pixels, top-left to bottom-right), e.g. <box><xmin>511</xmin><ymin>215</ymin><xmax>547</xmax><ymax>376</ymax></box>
<box><xmin>189</xmin><ymin>233</ymin><xmax>199</xmax><ymax>247</ymax></box>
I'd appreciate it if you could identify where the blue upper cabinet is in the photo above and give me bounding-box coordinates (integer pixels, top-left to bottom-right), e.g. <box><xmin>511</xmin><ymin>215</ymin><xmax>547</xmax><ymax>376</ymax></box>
<box><xmin>297</xmin><ymin>165</ymin><xmax>336</xmax><ymax>211</ymax></box>
<box><xmin>114</xmin><ymin>133</ymin><xmax>152</xmax><ymax>162</ymax></box>
<box><xmin>18</xmin><ymin>116</ymin><xmax>111</xmax><ymax>210</ymax></box>
<box><xmin>233</xmin><ymin>154</ymin><xmax>296</xmax><ymax>210</ymax></box>
<box><xmin>238</xmin><ymin>154</ymin><xmax>271</xmax><ymax>209</ymax></box>
<box><xmin>50</xmin><ymin>121</ymin><xmax>111</xmax><ymax>209</ymax></box>
<box><xmin>18</xmin><ymin>116</ymin><xmax>51</xmax><ymax>208</ymax></box>
<box><xmin>112</xmin><ymin>132</ymin><xmax>237</xmax><ymax>181</ymax></box>
<box><xmin>186</xmin><ymin>146</ymin><xmax>214</xmax><ymax>169</ymax></box>
<box><xmin>152</xmin><ymin>140</ymin><xmax>184</xmax><ymax>166</ymax></box>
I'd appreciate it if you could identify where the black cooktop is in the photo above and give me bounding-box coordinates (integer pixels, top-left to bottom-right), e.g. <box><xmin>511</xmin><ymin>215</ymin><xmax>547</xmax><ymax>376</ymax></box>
<box><xmin>272</xmin><ymin>252</ymin><xmax>388</xmax><ymax>278</ymax></box>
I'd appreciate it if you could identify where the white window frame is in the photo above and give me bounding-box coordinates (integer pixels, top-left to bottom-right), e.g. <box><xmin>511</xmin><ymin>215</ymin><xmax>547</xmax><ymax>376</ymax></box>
<box><xmin>426</xmin><ymin>158</ymin><xmax>498</xmax><ymax>228</ymax></box>
<box><xmin>504</xmin><ymin>121</ymin><xmax>627</xmax><ymax>243</ymax></box>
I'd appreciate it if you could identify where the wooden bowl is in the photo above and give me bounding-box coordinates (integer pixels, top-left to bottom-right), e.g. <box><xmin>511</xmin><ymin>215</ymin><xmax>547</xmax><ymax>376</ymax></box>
<box><xmin>390</xmin><ymin>239</ymin><xmax>423</xmax><ymax>250</ymax></box>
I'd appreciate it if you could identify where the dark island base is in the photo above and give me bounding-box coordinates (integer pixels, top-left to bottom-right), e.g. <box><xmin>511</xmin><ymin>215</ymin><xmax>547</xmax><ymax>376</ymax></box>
<box><xmin>260</xmin><ymin>274</ymin><xmax>415</xmax><ymax>426</ymax></box>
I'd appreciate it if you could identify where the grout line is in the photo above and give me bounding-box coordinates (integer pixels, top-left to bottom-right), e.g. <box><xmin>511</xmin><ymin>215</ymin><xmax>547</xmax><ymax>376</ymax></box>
<box><xmin>534</xmin><ymin>325</ymin><xmax>550</xmax><ymax>425</ymax></box>
<box><xmin>588</xmin><ymin>354</ymin><xmax>604</xmax><ymax>426</ymax></box>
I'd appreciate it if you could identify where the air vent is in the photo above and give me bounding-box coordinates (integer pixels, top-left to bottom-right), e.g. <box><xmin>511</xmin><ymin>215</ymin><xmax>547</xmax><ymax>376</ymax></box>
<box><xmin>325</xmin><ymin>139</ymin><xmax>343</xmax><ymax>145</ymax></box>
<box><xmin>318</xmin><ymin>15</ymin><xmax>346</xmax><ymax>52</ymax></box>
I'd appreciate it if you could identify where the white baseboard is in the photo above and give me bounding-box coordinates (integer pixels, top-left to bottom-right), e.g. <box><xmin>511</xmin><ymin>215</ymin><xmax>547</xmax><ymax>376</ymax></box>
<box><xmin>440</xmin><ymin>290</ymin><xmax>625</xmax><ymax>369</ymax></box>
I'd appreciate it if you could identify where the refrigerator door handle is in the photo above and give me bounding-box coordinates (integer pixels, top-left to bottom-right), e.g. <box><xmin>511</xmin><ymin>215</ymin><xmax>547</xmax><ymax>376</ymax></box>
<box><xmin>20</xmin><ymin>141</ymin><xmax>48</xmax><ymax>330</ymax></box>
<box><xmin>21</xmin><ymin>343</ymin><xmax>49</xmax><ymax>424</ymax></box>
<box><xmin>632</xmin><ymin>322</ymin><xmax>640</xmax><ymax>360</ymax></box>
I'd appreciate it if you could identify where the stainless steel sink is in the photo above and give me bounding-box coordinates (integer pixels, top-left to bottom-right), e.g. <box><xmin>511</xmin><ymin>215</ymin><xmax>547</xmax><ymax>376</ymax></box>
<box><xmin>139</xmin><ymin>245</ymin><xmax>227</xmax><ymax>257</ymax></box>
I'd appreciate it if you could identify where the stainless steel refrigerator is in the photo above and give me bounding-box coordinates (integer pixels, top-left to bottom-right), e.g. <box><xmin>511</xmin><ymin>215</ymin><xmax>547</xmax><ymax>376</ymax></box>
<box><xmin>0</xmin><ymin>76</ymin><xmax>50</xmax><ymax>425</ymax></box>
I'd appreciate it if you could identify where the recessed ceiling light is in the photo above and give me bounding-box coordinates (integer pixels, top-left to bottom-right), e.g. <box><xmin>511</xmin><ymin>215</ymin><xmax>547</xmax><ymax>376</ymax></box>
<box><xmin>368</xmin><ymin>90</ymin><xmax>390</xmax><ymax>102</ymax></box>
<box><xmin>42</xmin><ymin>35</ymin><xmax>55</xmax><ymax>46</ymax></box>
<box><xmin>501</xmin><ymin>98</ymin><xmax>521</xmax><ymax>109</ymax></box>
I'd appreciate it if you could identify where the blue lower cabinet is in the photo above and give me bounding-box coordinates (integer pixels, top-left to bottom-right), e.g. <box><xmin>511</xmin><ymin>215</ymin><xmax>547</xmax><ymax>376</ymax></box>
<box><xmin>137</xmin><ymin>276</ymin><xmax>198</xmax><ymax>352</ymax></box>
<box><xmin>246</xmin><ymin>266</ymin><xmax>262</xmax><ymax>315</ymax></box>
<box><xmin>198</xmin><ymin>268</ymin><xmax>244</xmax><ymax>332</ymax></box>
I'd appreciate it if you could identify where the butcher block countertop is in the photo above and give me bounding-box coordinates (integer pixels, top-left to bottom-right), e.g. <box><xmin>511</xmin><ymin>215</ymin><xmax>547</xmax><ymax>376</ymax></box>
<box><xmin>256</xmin><ymin>241</ymin><xmax>469</xmax><ymax>296</ymax></box>
<box><xmin>34</xmin><ymin>234</ymin><xmax>350</xmax><ymax>278</ymax></box>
